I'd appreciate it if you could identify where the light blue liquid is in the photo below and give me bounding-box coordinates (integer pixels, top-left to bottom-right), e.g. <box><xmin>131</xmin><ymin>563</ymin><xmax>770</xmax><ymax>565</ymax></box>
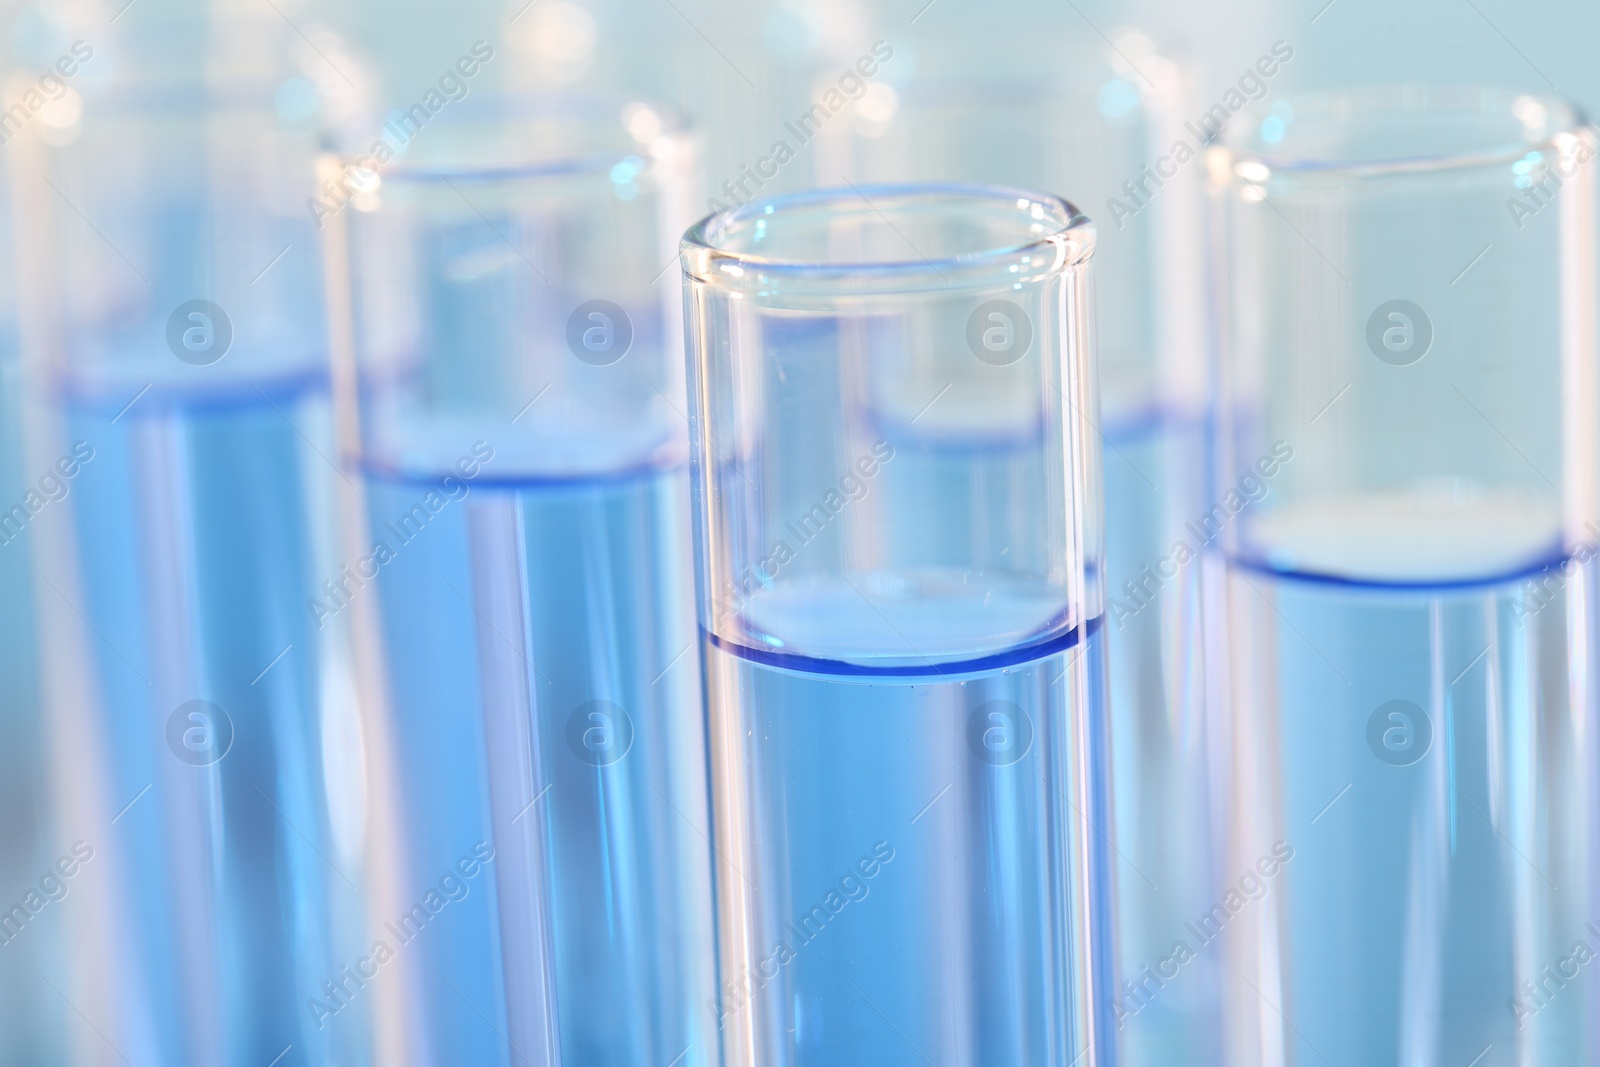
<box><xmin>1226</xmin><ymin>559</ymin><xmax>1599</xmax><ymax>1065</ymax></box>
<box><xmin>695</xmin><ymin>360</ymin><xmax>1113</xmax><ymax>1065</ymax></box>
<box><xmin>702</xmin><ymin>606</ymin><xmax>1111</xmax><ymax>1067</ymax></box>
<box><xmin>63</xmin><ymin>378</ymin><xmax>368</xmax><ymax>1067</ymax></box>
<box><xmin>1100</xmin><ymin>410</ymin><xmax>1221</xmax><ymax>1066</ymax></box>
<box><xmin>360</xmin><ymin>461</ymin><xmax>714</xmax><ymax>1067</ymax></box>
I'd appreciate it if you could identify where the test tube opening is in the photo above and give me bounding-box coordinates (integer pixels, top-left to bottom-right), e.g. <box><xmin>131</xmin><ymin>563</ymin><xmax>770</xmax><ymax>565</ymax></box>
<box><xmin>684</xmin><ymin>183</ymin><xmax>1101</xmax><ymax>674</ymax></box>
<box><xmin>1211</xmin><ymin>85</ymin><xmax>1600</xmax><ymax>586</ymax></box>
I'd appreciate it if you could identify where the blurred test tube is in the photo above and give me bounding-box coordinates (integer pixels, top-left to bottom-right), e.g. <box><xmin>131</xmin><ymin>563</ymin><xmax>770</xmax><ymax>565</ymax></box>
<box><xmin>828</xmin><ymin>27</ymin><xmax>1221</xmax><ymax>1067</ymax></box>
<box><xmin>1209</xmin><ymin>86</ymin><xmax>1600</xmax><ymax>1065</ymax></box>
<box><xmin>10</xmin><ymin>79</ymin><xmax>371</xmax><ymax>1067</ymax></box>
<box><xmin>0</xmin><ymin>52</ymin><xmax>74</xmax><ymax>1067</ymax></box>
<box><xmin>320</xmin><ymin>92</ymin><xmax>715</xmax><ymax>1067</ymax></box>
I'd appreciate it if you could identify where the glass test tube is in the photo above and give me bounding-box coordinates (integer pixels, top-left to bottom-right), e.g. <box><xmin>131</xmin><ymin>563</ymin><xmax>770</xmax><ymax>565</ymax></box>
<box><xmin>682</xmin><ymin>184</ymin><xmax>1113</xmax><ymax>1067</ymax></box>
<box><xmin>1209</xmin><ymin>87</ymin><xmax>1600</xmax><ymax>1064</ymax></box>
<box><xmin>830</xmin><ymin>36</ymin><xmax>1219</xmax><ymax>1065</ymax></box>
<box><xmin>12</xmin><ymin>87</ymin><xmax>368</xmax><ymax>1066</ymax></box>
<box><xmin>0</xmin><ymin>83</ymin><xmax>68</xmax><ymax>1064</ymax></box>
<box><xmin>322</xmin><ymin>94</ymin><xmax>714</xmax><ymax>1066</ymax></box>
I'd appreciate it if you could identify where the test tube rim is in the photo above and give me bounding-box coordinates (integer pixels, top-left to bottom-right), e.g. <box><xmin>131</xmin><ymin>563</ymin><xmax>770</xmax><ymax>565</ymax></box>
<box><xmin>45</xmin><ymin>81</ymin><xmax>322</xmax><ymax>153</ymax></box>
<box><xmin>886</xmin><ymin>68</ymin><xmax>1152</xmax><ymax>113</ymax></box>
<box><xmin>324</xmin><ymin>91</ymin><xmax>689</xmax><ymax>187</ymax></box>
<box><xmin>1212</xmin><ymin>84</ymin><xmax>1592</xmax><ymax>184</ymax></box>
<box><xmin>678</xmin><ymin>181</ymin><xmax>1095</xmax><ymax>293</ymax></box>
<box><xmin>868</xmin><ymin>30</ymin><xmax>1182</xmax><ymax>122</ymax></box>
<box><xmin>62</xmin><ymin>81</ymin><xmax>301</xmax><ymax>118</ymax></box>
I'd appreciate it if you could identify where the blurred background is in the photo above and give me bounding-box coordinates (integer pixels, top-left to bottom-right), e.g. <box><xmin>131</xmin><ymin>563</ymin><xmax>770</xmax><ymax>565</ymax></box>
<box><xmin>0</xmin><ymin>0</ymin><xmax>1596</xmax><ymax>1064</ymax></box>
<box><xmin>6</xmin><ymin>0</ymin><xmax>1594</xmax><ymax>217</ymax></box>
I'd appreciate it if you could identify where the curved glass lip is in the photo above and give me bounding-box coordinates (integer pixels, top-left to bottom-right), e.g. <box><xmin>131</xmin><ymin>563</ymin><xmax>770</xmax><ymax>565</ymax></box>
<box><xmin>69</xmin><ymin>82</ymin><xmax>292</xmax><ymax>122</ymax></box>
<box><xmin>1216</xmin><ymin>85</ymin><xmax>1593</xmax><ymax>182</ymax></box>
<box><xmin>895</xmin><ymin>71</ymin><xmax>1138</xmax><ymax>110</ymax></box>
<box><xmin>680</xmin><ymin>182</ymin><xmax>1095</xmax><ymax>290</ymax></box>
<box><xmin>886</xmin><ymin>31</ymin><xmax>1177</xmax><ymax>112</ymax></box>
<box><xmin>328</xmin><ymin>93</ymin><xmax>688</xmax><ymax>185</ymax></box>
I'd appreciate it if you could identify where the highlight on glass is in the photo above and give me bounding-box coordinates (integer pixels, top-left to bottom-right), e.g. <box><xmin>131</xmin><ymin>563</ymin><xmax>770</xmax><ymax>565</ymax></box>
<box><xmin>1207</xmin><ymin>86</ymin><xmax>1600</xmax><ymax>1064</ymax></box>
<box><xmin>319</xmin><ymin>93</ymin><xmax>715</xmax><ymax>1066</ymax></box>
<box><xmin>10</xmin><ymin>85</ymin><xmax>365</xmax><ymax>1067</ymax></box>
<box><xmin>681</xmin><ymin>183</ymin><xmax>1114</xmax><ymax>1067</ymax></box>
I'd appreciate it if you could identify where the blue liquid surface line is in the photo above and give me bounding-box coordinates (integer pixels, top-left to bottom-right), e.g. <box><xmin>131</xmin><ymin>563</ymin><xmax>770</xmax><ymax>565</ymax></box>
<box><xmin>1227</xmin><ymin>548</ymin><xmax>1569</xmax><ymax>594</ymax></box>
<box><xmin>357</xmin><ymin>453</ymin><xmax>686</xmax><ymax>491</ymax></box>
<box><xmin>706</xmin><ymin>614</ymin><xmax>1101</xmax><ymax>679</ymax></box>
<box><xmin>55</xmin><ymin>366</ymin><xmax>329</xmax><ymax>414</ymax></box>
<box><xmin>1101</xmin><ymin>401</ymin><xmax>1209</xmax><ymax>447</ymax></box>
